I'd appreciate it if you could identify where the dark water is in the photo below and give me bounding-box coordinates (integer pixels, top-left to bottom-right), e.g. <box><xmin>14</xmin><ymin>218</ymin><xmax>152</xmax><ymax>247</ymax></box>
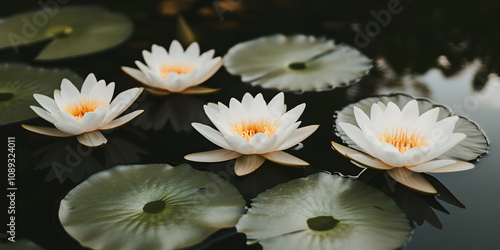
<box><xmin>1</xmin><ymin>0</ymin><xmax>499</xmax><ymax>249</ymax></box>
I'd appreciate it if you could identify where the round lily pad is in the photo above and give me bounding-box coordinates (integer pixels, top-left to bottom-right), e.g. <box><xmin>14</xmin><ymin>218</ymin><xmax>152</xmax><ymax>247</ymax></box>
<box><xmin>0</xmin><ymin>64</ymin><xmax>82</xmax><ymax>125</ymax></box>
<box><xmin>236</xmin><ymin>172</ymin><xmax>411</xmax><ymax>250</ymax></box>
<box><xmin>59</xmin><ymin>163</ymin><xmax>245</xmax><ymax>250</ymax></box>
<box><xmin>0</xmin><ymin>6</ymin><xmax>133</xmax><ymax>60</ymax></box>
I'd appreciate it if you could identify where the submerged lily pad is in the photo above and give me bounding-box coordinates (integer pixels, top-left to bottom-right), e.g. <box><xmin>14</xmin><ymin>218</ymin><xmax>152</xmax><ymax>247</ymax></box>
<box><xmin>0</xmin><ymin>64</ymin><xmax>82</xmax><ymax>125</ymax></box>
<box><xmin>59</xmin><ymin>163</ymin><xmax>245</xmax><ymax>250</ymax></box>
<box><xmin>0</xmin><ymin>6</ymin><xmax>133</xmax><ymax>60</ymax></box>
<box><xmin>236</xmin><ymin>172</ymin><xmax>411</xmax><ymax>250</ymax></box>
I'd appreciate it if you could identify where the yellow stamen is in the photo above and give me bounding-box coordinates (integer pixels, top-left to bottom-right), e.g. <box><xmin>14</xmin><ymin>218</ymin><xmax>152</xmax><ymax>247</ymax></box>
<box><xmin>230</xmin><ymin>118</ymin><xmax>279</xmax><ymax>141</ymax></box>
<box><xmin>63</xmin><ymin>97</ymin><xmax>106</xmax><ymax>120</ymax></box>
<box><xmin>158</xmin><ymin>63</ymin><xmax>195</xmax><ymax>78</ymax></box>
<box><xmin>378</xmin><ymin>127</ymin><xmax>428</xmax><ymax>154</ymax></box>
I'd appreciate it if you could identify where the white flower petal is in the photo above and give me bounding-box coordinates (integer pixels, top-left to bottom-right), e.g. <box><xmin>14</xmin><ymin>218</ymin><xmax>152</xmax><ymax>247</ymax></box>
<box><xmin>354</xmin><ymin>106</ymin><xmax>375</xmax><ymax>134</ymax></box>
<box><xmin>414</xmin><ymin>107</ymin><xmax>440</xmax><ymax>135</ymax></box>
<box><xmin>278</xmin><ymin>103</ymin><xmax>305</xmax><ymax>124</ymax></box>
<box><xmin>80</xmin><ymin>73</ymin><xmax>98</xmax><ymax>96</ymax></box>
<box><xmin>191</xmin><ymin>123</ymin><xmax>231</xmax><ymax>149</ymax></box>
<box><xmin>30</xmin><ymin>106</ymin><xmax>58</xmax><ymax>124</ymax></box>
<box><xmin>377</xmin><ymin>143</ymin><xmax>407</xmax><ymax>167</ymax></box>
<box><xmin>408</xmin><ymin>160</ymin><xmax>457</xmax><ymax>173</ymax></box>
<box><xmin>54</xmin><ymin>121</ymin><xmax>85</xmax><ymax>135</ymax></box>
<box><xmin>33</xmin><ymin>94</ymin><xmax>58</xmax><ymax>114</ymax></box>
<box><xmin>400</xmin><ymin>100</ymin><xmax>419</xmax><ymax>128</ymax></box>
<box><xmin>249</xmin><ymin>133</ymin><xmax>276</xmax><ymax>154</ymax></box>
<box><xmin>338</xmin><ymin>122</ymin><xmax>378</xmax><ymax>157</ymax></box>
<box><xmin>169</xmin><ymin>40</ymin><xmax>185</xmax><ymax>59</ymax></box>
<box><xmin>225</xmin><ymin>134</ymin><xmax>255</xmax><ymax>154</ymax></box>
<box><xmin>427</xmin><ymin>160</ymin><xmax>474</xmax><ymax>173</ymax></box>
<box><xmin>60</xmin><ymin>78</ymin><xmax>81</xmax><ymax>100</ymax></box>
<box><xmin>277</xmin><ymin>125</ymin><xmax>319</xmax><ymax>150</ymax></box>
<box><xmin>184</xmin><ymin>42</ymin><xmax>200</xmax><ymax>58</ymax></box>
<box><xmin>262</xmin><ymin>151</ymin><xmax>309</xmax><ymax>166</ymax></box>
<box><xmin>22</xmin><ymin>124</ymin><xmax>73</xmax><ymax>137</ymax></box>
<box><xmin>185</xmin><ymin>149</ymin><xmax>241</xmax><ymax>162</ymax></box>
<box><xmin>79</xmin><ymin>106</ymin><xmax>107</xmax><ymax>131</ymax></box>
<box><xmin>331</xmin><ymin>141</ymin><xmax>393</xmax><ymax>170</ymax></box>
<box><xmin>100</xmin><ymin>110</ymin><xmax>144</xmax><ymax>130</ymax></box>
<box><xmin>439</xmin><ymin>117</ymin><xmax>489</xmax><ymax>161</ymax></box>
<box><xmin>426</xmin><ymin>133</ymin><xmax>466</xmax><ymax>160</ymax></box>
<box><xmin>388</xmin><ymin>168</ymin><xmax>436</xmax><ymax>194</ymax></box>
<box><xmin>76</xmin><ymin>130</ymin><xmax>107</xmax><ymax>147</ymax></box>
<box><xmin>234</xmin><ymin>154</ymin><xmax>266</xmax><ymax>176</ymax></box>
<box><xmin>106</xmin><ymin>87</ymin><xmax>143</xmax><ymax>123</ymax></box>
<box><xmin>249</xmin><ymin>93</ymin><xmax>268</xmax><ymax>116</ymax></box>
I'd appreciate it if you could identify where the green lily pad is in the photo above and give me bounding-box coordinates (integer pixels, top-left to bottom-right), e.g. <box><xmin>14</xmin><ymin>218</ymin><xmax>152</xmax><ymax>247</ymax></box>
<box><xmin>59</xmin><ymin>163</ymin><xmax>245</xmax><ymax>250</ymax></box>
<box><xmin>0</xmin><ymin>6</ymin><xmax>133</xmax><ymax>60</ymax></box>
<box><xmin>236</xmin><ymin>172</ymin><xmax>411</xmax><ymax>250</ymax></box>
<box><xmin>0</xmin><ymin>64</ymin><xmax>82</xmax><ymax>125</ymax></box>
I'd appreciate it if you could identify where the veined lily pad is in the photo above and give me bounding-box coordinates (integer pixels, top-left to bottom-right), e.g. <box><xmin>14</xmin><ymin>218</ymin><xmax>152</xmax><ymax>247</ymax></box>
<box><xmin>59</xmin><ymin>163</ymin><xmax>245</xmax><ymax>250</ymax></box>
<box><xmin>0</xmin><ymin>6</ymin><xmax>133</xmax><ymax>60</ymax></box>
<box><xmin>0</xmin><ymin>64</ymin><xmax>82</xmax><ymax>125</ymax></box>
<box><xmin>236</xmin><ymin>172</ymin><xmax>411</xmax><ymax>250</ymax></box>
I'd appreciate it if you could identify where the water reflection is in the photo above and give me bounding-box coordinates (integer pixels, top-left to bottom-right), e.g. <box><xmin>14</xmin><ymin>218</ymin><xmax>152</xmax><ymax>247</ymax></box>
<box><xmin>31</xmin><ymin>127</ymin><xmax>148</xmax><ymax>183</ymax></box>
<box><xmin>131</xmin><ymin>93</ymin><xmax>210</xmax><ymax>132</ymax></box>
<box><xmin>356</xmin><ymin>168</ymin><xmax>465</xmax><ymax>229</ymax></box>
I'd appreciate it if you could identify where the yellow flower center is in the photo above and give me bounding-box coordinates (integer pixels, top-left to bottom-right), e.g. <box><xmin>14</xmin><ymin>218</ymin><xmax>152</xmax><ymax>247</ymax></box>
<box><xmin>378</xmin><ymin>127</ymin><xmax>428</xmax><ymax>154</ymax></box>
<box><xmin>230</xmin><ymin>118</ymin><xmax>279</xmax><ymax>141</ymax></box>
<box><xmin>63</xmin><ymin>97</ymin><xmax>106</xmax><ymax>120</ymax></box>
<box><xmin>158</xmin><ymin>63</ymin><xmax>195</xmax><ymax>78</ymax></box>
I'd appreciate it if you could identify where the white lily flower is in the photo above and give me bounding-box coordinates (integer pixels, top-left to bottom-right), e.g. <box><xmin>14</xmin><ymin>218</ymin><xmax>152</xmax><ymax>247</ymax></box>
<box><xmin>223</xmin><ymin>34</ymin><xmax>372</xmax><ymax>91</ymax></box>
<box><xmin>22</xmin><ymin>73</ymin><xmax>144</xmax><ymax>147</ymax></box>
<box><xmin>332</xmin><ymin>95</ymin><xmax>489</xmax><ymax>194</ymax></box>
<box><xmin>122</xmin><ymin>40</ymin><xmax>223</xmax><ymax>95</ymax></box>
<box><xmin>185</xmin><ymin>92</ymin><xmax>319</xmax><ymax>176</ymax></box>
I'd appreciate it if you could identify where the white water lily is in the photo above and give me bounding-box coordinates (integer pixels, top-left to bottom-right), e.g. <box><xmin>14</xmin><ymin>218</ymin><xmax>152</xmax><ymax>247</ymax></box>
<box><xmin>223</xmin><ymin>34</ymin><xmax>372</xmax><ymax>91</ymax></box>
<box><xmin>22</xmin><ymin>73</ymin><xmax>143</xmax><ymax>147</ymax></box>
<box><xmin>333</xmin><ymin>98</ymin><xmax>481</xmax><ymax>193</ymax></box>
<box><xmin>122</xmin><ymin>40</ymin><xmax>223</xmax><ymax>95</ymax></box>
<box><xmin>185</xmin><ymin>92</ymin><xmax>319</xmax><ymax>176</ymax></box>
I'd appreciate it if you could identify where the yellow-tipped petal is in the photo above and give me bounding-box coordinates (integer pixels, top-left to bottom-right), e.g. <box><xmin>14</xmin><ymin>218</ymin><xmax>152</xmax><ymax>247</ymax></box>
<box><xmin>181</xmin><ymin>86</ymin><xmax>221</xmax><ymax>95</ymax></box>
<box><xmin>234</xmin><ymin>155</ymin><xmax>266</xmax><ymax>176</ymax></box>
<box><xmin>22</xmin><ymin>124</ymin><xmax>73</xmax><ymax>137</ymax></box>
<box><xmin>331</xmin><ymin>141</ymin><xmax>392</xmax><ymax>170</ymax></box>
<box><xmin>262</xmin><ymin>151</ymin><xmax>309</xmax><ymax>166</ymax></box>
<box><xmin>388</xmin><ymin>167</ymin><xmax>437</xmax><ymax>194</ymax></box>
<box><xmin>76</xmin><ymin>131</ymin><xmax>107</xmax><ymax>147</ymax></box>
<box><xmin>145</xmin><ymin>88</ymin><xmax>173</xmax><ymax>96</ymax></box>
<box><xmin>185</xmin><ymin>149</ymin><xmax>241</xmax><ymax>162</ymax></box>
<box><xmin>427</xmin><ymin>160</ymin><xmax>475</xmax><ymax>173</ymax></box>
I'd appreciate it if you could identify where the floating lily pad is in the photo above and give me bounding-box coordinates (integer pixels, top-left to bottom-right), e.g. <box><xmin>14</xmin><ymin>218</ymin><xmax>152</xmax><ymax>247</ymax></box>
<box><xmin>0</xmin><ymin>6</ymin><xmax>133</xmax><ymax>60</ymax></box>
<box><xmin>236</xmin><ymin>172</ymin><xmax>411</xmax><ymax>250</ymax></box>
<box><xmin>224</xmin><ymin>34</ymin><xmax>372</xmax><ymax>91</ymax></box>
<box><xmin>59</xmin><ymin>163</ymin><xmax>245</xmax><ymax>250</ymax></box>
<box><xmin>0</xmin><ymin>64</ymin><xmax>82</xmax><ymax>125</ymax></box>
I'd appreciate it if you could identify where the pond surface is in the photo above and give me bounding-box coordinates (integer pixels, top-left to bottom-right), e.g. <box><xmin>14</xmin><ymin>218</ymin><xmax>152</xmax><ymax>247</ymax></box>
<box><xmin>1</xmin><ymin>0</ymin><xmax>499</xmax><ymax>249</ymax></box>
